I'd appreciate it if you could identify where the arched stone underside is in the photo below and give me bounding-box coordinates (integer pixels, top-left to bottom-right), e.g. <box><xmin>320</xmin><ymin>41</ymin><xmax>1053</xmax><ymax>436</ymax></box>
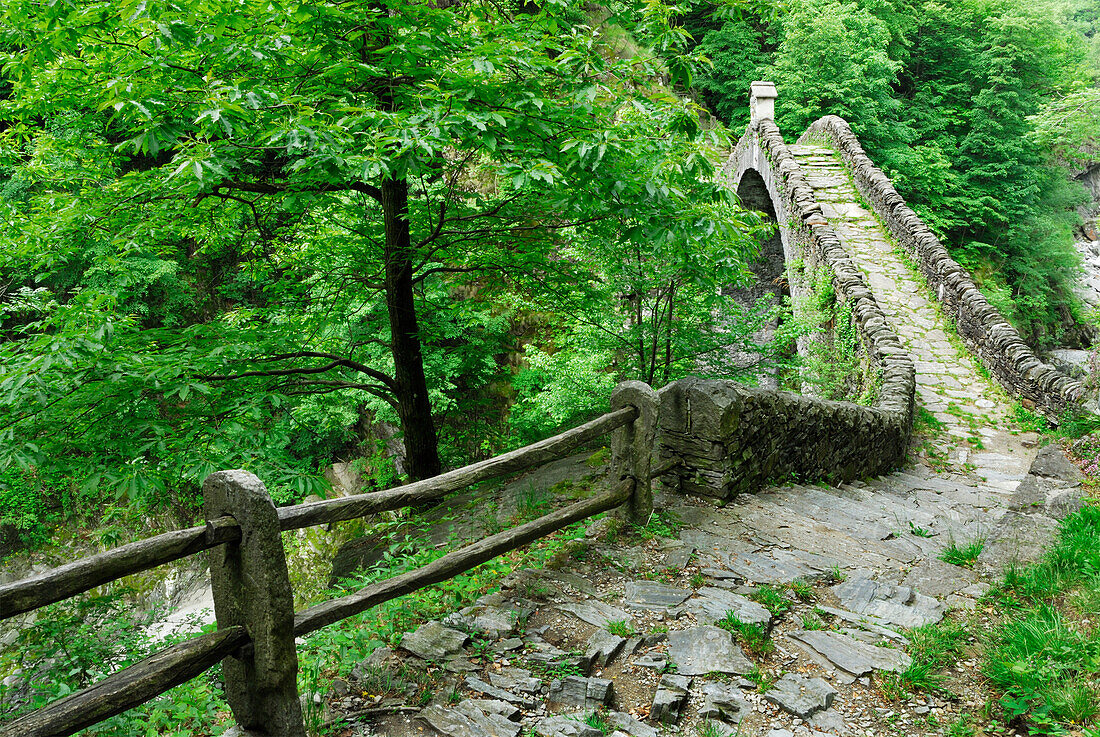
<box><xmin>718</xmin><ymin>168</ymin><xmax>790</xmax><ymax>388</ymax></box>
<box><xmin>733</xmin><ymin>169</ymin><xmax>787</xmax><ymax>302</ymax></box>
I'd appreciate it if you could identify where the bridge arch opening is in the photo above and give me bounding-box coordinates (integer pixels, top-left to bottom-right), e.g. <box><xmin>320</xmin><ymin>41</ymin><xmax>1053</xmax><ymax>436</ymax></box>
<box><xmin>720</xmin><ymin>168</ymin><xmax>790</xmax><ymax>387</ymax></box>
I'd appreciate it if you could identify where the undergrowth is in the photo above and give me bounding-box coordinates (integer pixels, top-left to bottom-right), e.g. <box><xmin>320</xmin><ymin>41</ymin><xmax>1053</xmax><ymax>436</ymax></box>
<box><xmin>980</xmin><ymin>504</ymin><xmax>1100</xmax><ymax>734</ymax></box>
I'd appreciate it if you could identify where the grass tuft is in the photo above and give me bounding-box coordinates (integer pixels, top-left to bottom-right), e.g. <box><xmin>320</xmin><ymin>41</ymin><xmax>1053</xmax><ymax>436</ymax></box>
<box><xmin>939</xmin><ymin>537</ymin><xmax>984</xmax><ymax>568</ymax></box>
<box><xmin>979</xmin><ymin>505</ymin><xmax>1100</xmax><ymax>732</ymax></box>
<box><xmin>750</xmin><ymin>585</ymin><xmax>793</xmax><ymax>617</ymax></box>
<box><xmin>605</xmin><ymin>619</ymin><xmax>635</xmax><ymax>638</ymax></box>
<box><xmin>716</xmin><ymin>611</ymin><xmax>773</xmax><ymax>656</ymax></box>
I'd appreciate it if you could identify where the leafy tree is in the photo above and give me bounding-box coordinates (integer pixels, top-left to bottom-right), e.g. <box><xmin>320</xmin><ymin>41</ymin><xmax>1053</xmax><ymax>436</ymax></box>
<box><xmin>767</xmin><ymin>0</ymin><xmax>904</xmax><ymax>153</ymax></box>
<box><xmin>0</xmin><ymin>0</ymin><xmax>760</xmax><ymax>511</ymax></box>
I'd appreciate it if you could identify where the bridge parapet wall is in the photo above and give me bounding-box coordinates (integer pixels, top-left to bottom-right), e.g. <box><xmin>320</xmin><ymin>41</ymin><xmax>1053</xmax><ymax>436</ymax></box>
<box><xmin>659</xmin><ymin>117</ymin><xmax>915</xmax><ymax>500</ymax></box>
<box><xmin>800</xmin><ymin>116</ymin><xmax>1088</xmax><ymax>420</ymax></box>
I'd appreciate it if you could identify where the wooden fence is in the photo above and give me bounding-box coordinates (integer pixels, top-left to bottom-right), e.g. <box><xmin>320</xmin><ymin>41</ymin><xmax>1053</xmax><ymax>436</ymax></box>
<box><xmin>0</xmin><ymin>381</ymin><xmax>660</xmax><ymax>737</ymax></box>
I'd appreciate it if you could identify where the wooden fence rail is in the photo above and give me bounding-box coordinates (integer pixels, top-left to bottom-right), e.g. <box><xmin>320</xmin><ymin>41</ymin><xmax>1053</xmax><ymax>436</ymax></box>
<box><xmin>0</xmin><ymin>404</ymin><xmax>637</xmax><ymax>621</ymax></box>
<box><xmin>0</xmin><ymin>381</ymin><xmax>659</xmax><ymax>737</ymax></box>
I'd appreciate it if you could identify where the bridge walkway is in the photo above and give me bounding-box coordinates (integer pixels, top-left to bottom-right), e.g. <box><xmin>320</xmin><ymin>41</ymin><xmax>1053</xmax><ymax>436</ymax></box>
<box><xmin>788</xmin><ymin>143</ymin><xmax>1032</xmax><ymax>484</ymax></box>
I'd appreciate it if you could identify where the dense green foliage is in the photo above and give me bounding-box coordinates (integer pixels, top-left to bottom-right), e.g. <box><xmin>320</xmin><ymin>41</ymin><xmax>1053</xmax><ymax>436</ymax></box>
<box><xmin>0</xmin><ymin>0</ymin><xmax>770</xmax><ymax>533</ymax></box>
<box><xmin>691</xmin><ymin>0</ymin><xmax>1098</xmax><ymax>346</ymax></box>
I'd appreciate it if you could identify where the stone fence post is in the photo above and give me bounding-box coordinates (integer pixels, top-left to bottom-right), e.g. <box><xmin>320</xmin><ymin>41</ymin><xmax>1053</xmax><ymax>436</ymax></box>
<box><xmin>204</xmin><ymin>471</ymin><xmax>306</xmax><ymax>737</ymax></box>
<box><xmin>610</xmin><ymin>381</ymin><xmax>659</xmax><ymax>525</ymax></box>
<box><xmin>750</xmin><ymin>80</ymin><xmax>777</xmax><ymax>127</ymax></box>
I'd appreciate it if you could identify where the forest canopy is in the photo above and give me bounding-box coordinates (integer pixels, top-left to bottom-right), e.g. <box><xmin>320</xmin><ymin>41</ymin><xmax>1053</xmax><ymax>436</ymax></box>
<box><xmin>1</xmin><ymin>0</ymin><xmax>1097</xmax><ymax>539</ymax></box>
<box><xmin>692</xmin><ymin>0</ymin><xmax>1099</xmax><ymax>346</ymax></box>
<box><xmin>0</xmin><ymin>0</ymin><xmax>771</xmax><ymax>527</ymax></box>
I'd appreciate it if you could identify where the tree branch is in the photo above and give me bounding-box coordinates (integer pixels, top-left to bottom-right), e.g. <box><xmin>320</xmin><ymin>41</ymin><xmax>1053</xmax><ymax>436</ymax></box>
<box><xmin>199</xmin><ymin>352</ymin><xmax>397</xmax><ymax>392</ymax></box>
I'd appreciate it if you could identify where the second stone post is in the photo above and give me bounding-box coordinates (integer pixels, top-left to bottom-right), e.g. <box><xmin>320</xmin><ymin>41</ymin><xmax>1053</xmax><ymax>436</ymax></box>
<box><xmin>204</xmin><ymin>470</ymin><xmax>305</xmax><ymax>737</ymax></box>
<box><xmin>610</xmin><ymin>380</ymin><xmax>659</xmax><ymax>526</ymax></box>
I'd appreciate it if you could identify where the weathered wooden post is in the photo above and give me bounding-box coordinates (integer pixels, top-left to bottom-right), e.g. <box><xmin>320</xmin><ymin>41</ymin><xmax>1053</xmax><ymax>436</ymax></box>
<box><xmin>204</xmin><ymin>471</ymin><xmax>306</xmax><ymax>737</ymax></box>
<box><xmin>610</xmin><ymin>381</ymin><xmax>659</xmax><ymax>525</ymax></box>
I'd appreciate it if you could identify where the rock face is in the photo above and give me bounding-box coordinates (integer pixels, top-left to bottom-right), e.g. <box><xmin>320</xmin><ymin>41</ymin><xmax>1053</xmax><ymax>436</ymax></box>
<box><xmin>584</xmin><ymin>630</ymin><xmax>626</xmax><ymax>668</ymax></box>
<box><xmin>831</xmin><ymin>577</ymin><xmax>944</xmax><ymax>628</ymax></box>
<box><xmin>764</xmin><ymin>673</ymin><xmax>837</xmax><ymax>719</ymax></box>
<box><xmin>547</xmin><ymin>676</ymin><xmax>614</xmax><ymax>711</ymax></box>
<box><xmin>789</xmin><ymin>630</ymin><xmax>912</xmax><ymax>679</ymax></box>
<box><xmin>650</xmin><ymin>674</ymin><xmax>691</xmax><ymax>724</ymax></box>
<box><xmin>666</xmin><ymin>626</ymin><xmax>754</xmax><ymax>676</ymax></box>
<box><xmin>697</xmin><ymin>682</ymin><xmax>751</xmax><ymax>724</ymax></box>
<box><xmin>1029</xmin><ymin>445</ymin><xmax>1085</xmax><ymax>482</ymax></box>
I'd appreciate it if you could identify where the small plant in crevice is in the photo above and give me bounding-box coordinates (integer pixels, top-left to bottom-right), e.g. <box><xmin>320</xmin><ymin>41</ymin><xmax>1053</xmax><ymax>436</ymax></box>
<box><xmin>751</xmin><ymin>584</ymin><xmax>793</xmax><ymax>617</ymax></box>
<box><xmin>697</xmin><ymin>719</ymin><xmax>733</xmax><ymax>737</ymax></box>
<box><xmin>605</xmin><ymin>619</ymin><xmax>635</xmax><ymax>638</ymax></box>
<box><xmin>528</xmin><ymin>654</ymin><xmax>586</xmax><ymax>681</ymax></box>
<box><xmin>631</xmin><ymin>509</ymin><xmax>682</xmax><ymax>540</ymax></box>
<box><xmin>879</xmin><ymin>619</ymin><xmax>967</xmax><ymax>701</ymax></box>
<box><xmin>787</xmin><ymin>580</ymin><xmax>815</xmax><ymax>602</ymax></box>
<box><xmin>583</xmin><ymin>708</ymin><xmax>611</xmax><ymax>734</ymax></box>
<box><xmin>745</xmin><ymin>665</ymin><xmax>778</xmax><ymax>693</ymax></box>
<box><xmin>940</xmin><ymin>537</ymin><xmax>985</xmax><ymax>568</ymax></box>
<box><xmin>909</xmin><ymin>521</ymin><xmax>934</xmax><ymax>538</ymax></box>
<box><xmin>801</xmin><ymin>613</ymin><xmax>826</xmax><ymax>630</ymax></box>
<box><xmin>716</xmin><ymin>611</ymin><xmax>773</xmax><ymax>656</ymax></box>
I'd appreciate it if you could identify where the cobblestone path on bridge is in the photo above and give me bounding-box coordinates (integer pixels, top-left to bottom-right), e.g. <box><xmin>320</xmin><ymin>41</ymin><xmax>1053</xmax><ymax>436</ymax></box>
<box><xmin>789</xmin><ymin>143</ymin><xmax>1031</xmax><ymax>485</ymax></box>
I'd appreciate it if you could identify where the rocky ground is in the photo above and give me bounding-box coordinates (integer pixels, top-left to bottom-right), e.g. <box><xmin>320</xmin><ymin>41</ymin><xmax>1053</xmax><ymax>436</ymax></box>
<box><xmin>311</xmin><ymin>437</ymin><xmax>1085</xmax><ymax>737</ymax></box>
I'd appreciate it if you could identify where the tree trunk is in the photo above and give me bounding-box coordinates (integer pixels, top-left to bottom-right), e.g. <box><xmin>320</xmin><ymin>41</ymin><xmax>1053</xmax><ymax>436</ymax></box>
<box><xmin>380</xmin><ymin>176</ymin><xmax>442</xmax><ymax>481</ymax></box>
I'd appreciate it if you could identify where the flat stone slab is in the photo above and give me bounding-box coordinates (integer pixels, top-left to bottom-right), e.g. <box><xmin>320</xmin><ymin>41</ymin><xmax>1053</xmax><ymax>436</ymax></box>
<box><xmin>558</xmin><ymin>600</ymin><xmax>634</xmax><ymax>628</ymax></box>
<box><xmin>465</xmin><ymin>676</ymin><xmax>538</xmax><ymax>709</ymax></box>
<box><xmin>633</xmin><ymin>652</ymin><xmax>667</xmax><ymax>669</ymax></box>
<box><xmin>832</xmin><ymin>577</ymin><xmax>944</xmax><ymax>627</ymax></box>
<box><xmin>465</xmin><ymin>699</ymin><xmax>521</xmax><ymax>721</ymax></box>
<box><xmin>789</xmin><ymin>630</ymin><xmax>911</xmax><ymax>678</ymax></box>
<box><xmin>697</xmin><ymin>682</ymin><xmax>751</xmax><ymax>723</ymax></box>
<box><xmin>418</xmin><ymin>702</ymin><xmax>520</xmax><ymax>737</ymax></box>
<box><xmin>585</xmin><ymin>629</ymin><xmax>626</xmax><ymax>668</ymax></box>
<box><xmin>488</xmin><ymin>667</ymin><xmax>542</xmax><ymax>694</ymax></box>
<box><xmin>622</xmin><ymin>581</ymin><xmax>692</xmax><ymax>611</ymax></box>
<box><xmin>764</xmin><ymin>673</ymin><xmax>837</xmax><ymax>719</ymax></box>
<box><xmin>725</xmin><ymin>550</ymin><xmax>825</xmax><ymax>584</ymax></box>
<box><xmin>676</xmin><ymin>586</ymin><xmax>773</xmax><ymax>628</ymax></box>
<box><xmin>607</xmin><ymin>711</ymin><xmax>659</xmax><ymax>737</ymax></box>
<box><xmin>901</xmin><ymin>558</ymin><xmax>976</xmax><ymax>599</ymax></box>
<box><xmin>535</xmin><ymin>715</ymin><xmax>603</xmax><ymax>737</ymax></box>
<box><xmin>400</xmin><ymin>621</ymin><xmax>468</xmax><ymax>661</ymax></box>
<box><xmin>667</xmin><ymin>625</ymin><xmax>753</xmax><ymax>676</ymax></box>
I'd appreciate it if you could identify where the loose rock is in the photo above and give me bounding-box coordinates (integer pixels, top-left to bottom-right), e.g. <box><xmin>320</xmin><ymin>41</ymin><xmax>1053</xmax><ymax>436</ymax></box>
<box><xmin>667</xmin><ymin>625</ymin><xmax>754</xmax><ymax>676</ymax></box>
